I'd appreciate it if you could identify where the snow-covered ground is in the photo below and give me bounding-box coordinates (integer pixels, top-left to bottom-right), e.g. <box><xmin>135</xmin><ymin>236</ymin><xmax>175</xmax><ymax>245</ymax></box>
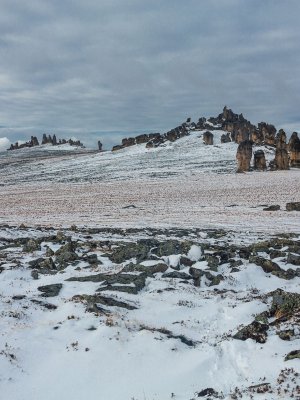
<box><xmin>0</xmin><ymin>130</ymin><xmax>299</xmax><ymax>233</ymax></box>
<box><xmin>0</xmin><ymin>226</ymin><xmax>299</xmax><ymax>399</ymax></box>
<box><xmin>0</xmin><ymin>131</ymin><xmax>299</xmax><ymax>399</ymax></box>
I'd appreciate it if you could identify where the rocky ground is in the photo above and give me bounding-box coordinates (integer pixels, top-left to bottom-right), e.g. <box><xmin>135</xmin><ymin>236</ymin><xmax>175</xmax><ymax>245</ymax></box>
<box><xmin>0</xmin><ymin>225</ymin><xmax>299</xmax><ymax>399</ymax></box>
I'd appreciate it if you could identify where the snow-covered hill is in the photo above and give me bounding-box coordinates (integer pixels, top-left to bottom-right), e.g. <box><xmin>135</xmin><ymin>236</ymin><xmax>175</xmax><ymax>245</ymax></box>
<box><xmin>0</xmin><ymin>129</ymin><xmax>299</xmax><ymax>400</ymax></box>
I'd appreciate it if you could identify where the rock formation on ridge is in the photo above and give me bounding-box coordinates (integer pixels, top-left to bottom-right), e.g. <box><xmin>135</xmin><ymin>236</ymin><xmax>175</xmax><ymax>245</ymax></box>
<box><xmin>236</xmin><ymin>140</ymin><xmax>253</xmax><ymax>172</ymax></box>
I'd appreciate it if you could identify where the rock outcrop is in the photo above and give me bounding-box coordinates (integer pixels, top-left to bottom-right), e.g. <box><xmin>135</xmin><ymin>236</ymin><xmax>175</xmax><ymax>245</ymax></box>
<box><xmin>257</xmin><ymin>123</ymin><xmax>277</xmax><ymax>146</ymax></box>
<box><xmin>288</xmin><ymin>132</ymin><xmax>300</xmax><ymax>167</ymax></box>
<box><xmin>9</xmin><ymin>136</ymin><xmax>39</xmax><ymax>151</ymax></box>
<box><xmin>236</xmin><ymin>140</ymin><xmax>253</xmax><ymax>172</ymax></box>
<box><xmin>9</xmin><ymin>134</ymin><xmax>83</xmax><ymax>151</ymax></box>
<box><xmin>254</xmin><ymin>150</ymin><xmax>267</xmax><ymax>171</ymax></box>
<box><xmin>272</xmin><ymin>129</ymin><xmax>289</xmax><ymax>170</ymax></box>
<box><xmin>221</xmin><ymin>132</ymin><xmax>231</xmax><ymax>143</ymax></box>
<box><xmin>203</xmin><ymin>131</ymin><xmax>213</xmax><ymax>145</ymax></box>
<box><xmin>98</xmin><ymin>141</ymin><xmax>103</xmax><ymax>151</ymax></box>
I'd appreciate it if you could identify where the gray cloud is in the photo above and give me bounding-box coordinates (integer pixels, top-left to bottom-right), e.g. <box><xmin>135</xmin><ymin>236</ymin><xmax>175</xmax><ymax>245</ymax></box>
<box><xmin>0</xmin><ymin>0</ymin><xmax>299</xmax><ymax>149</ymax></box>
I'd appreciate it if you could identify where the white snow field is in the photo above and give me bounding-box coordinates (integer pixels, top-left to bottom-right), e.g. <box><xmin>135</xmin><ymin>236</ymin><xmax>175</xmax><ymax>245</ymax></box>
<box><xmin>0</xmin><ymin>130</ymin><xmax>299</xmax><ymax>232</ymax></box>
<box><xmin>0</xmin><ymin>130</ymin><xmax>299</xmax><ymax>400</ymax></box>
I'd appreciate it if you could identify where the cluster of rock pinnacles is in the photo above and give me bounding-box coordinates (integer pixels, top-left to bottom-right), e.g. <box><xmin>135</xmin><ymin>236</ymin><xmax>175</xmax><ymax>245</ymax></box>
<box><xmin>9</xmin><ymin>134</ymin><xmax>83</xmax><ymax>151</ymax></box>
<box><xmin>113</xmin><ymin>106</ymin><xmax>300</xmax><ymax>172</ymax></box>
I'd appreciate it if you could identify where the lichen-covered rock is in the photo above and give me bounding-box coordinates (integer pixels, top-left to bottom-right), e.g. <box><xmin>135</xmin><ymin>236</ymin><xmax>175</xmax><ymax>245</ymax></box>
<box><xmin>233</xmin><ymin>320</ymin><xmax>269</xmax><ymax>343</ymax></box>
<box><xmin>287</xmin><ymin>252</ymin><xmax>300</xmax><ymax>266</ymax></box>
<box><xmin>285</xmin><ymin>350</ymin><xmax>300</xmax><ymax>361</ymax></box>
<box><xmin>269</xmin><ymin>289</ymin><xmax>300</xmax><ymax>319</ymax></box>
<box><xmin>122</xmin><ymin>262</ymin><xmax>168</xmax><ymax>275</ymax></box>
<box><xmin>23</xmin><ymin>239</ymin><xmax>41</xmax><ymax>253</ymax></box>
<box><xmin>55</xmin><ymin>241</ymin><xmax>78</xmax><ymax>266</ymax></box>
<box><xmin>236</xmin><ymin>140</ymin><xmax>253</xmax><ymax>172</ymax></box>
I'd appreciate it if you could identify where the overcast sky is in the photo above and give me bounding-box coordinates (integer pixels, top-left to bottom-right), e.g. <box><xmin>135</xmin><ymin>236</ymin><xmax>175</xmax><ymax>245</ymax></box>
<box><xmin>0</xmin><ymin>0</ymin><xmax>300</xmax><ymax>149</ymax></box>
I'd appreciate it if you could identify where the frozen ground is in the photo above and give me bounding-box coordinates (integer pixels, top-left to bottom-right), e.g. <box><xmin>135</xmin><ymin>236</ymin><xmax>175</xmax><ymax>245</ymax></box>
<box><xmin>0</xmin><ymin>130</ymin><xmax>299</xmax><ymax>399</ymax></box>
<box><xmin>0</xmin><ymin>226</ymin><xmax>299</xmax><ymax>400</ymax></box>
<box><xmin>0</xmin><ymin>130</ymin><xmax>299</xmax><ymax>232</ymax></box>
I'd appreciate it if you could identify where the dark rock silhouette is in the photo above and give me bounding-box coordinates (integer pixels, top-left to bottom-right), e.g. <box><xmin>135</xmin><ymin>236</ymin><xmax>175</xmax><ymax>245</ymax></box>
<box><xmin>254</xmin><ymin>150</ymin><xmax>267</xmax><ymax>171</ymax></box>
<box><xmin>9</xmin><ymin>136</ymin><xmax>40</xmax><ymax>150</ymax></box>
<box><xmin>236</xmin><ymin>140</ymin><xmax>253</xmax><ymax>172</ymax></box>
<box><xmin>203</xmin><ymin>131</ymin><xmax>214</xmax><ymax>145</ymax></box>
<box><xmin>98</xmin><ymin>141</ymin><xmax>103</xmax><ymax>151</ymax></box>
<box><xmin>221</xmin><ymin>132</ymin><xmax>231</xmax><ymax>143</ymax></box>
<box><xmin>9</xmin><ymin>134</ymin><xmax>83</xmax><ymax>151</ymax></box>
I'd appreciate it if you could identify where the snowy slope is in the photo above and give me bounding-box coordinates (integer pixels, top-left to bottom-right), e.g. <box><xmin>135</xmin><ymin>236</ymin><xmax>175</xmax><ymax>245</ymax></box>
<box><xmin>0</xmin><ymin>226</ymin><xmax>299</xmax><ymax>400</ymax></box>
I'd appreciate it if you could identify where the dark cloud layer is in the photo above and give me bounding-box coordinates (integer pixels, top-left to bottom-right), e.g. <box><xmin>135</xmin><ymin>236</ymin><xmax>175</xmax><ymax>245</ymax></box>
<box><xmin>0</xmin><ymin>0</ymin><xmax>299</xmax><ymax>148</ymax></box>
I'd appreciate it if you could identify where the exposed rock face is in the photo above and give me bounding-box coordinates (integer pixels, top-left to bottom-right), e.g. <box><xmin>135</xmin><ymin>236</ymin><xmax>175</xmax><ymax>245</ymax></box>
<box><xmin>273</xmin><ymin>129</ymin><xmax>289</xmax><ymax>170</ymax></box>
<box><xmin>254</xmin><ymin>150</ymin><xmax>266</xmax><ymax>170</ymax></box>
<box><xmin>218</xmin><ymin>106</ymin><xmax>255</xmax><ymax>144</ymax></box>
<box><xmin>288</xmin><ymin>132</ymin><xmax>300</xmax><ymax>167</ymax></box>
<box><xmin>236</xmin><ymin>140</ymin><xmax>253</xmax><ymax>172</ymax></box>
<box><xmin>258</xmin><ymin>122</ymin><xmax>277</xmax><ymax>146</ymax></box>
<box><xmin>203</xmin><ymin>131</ymin><xmax>214</xmax><ymax>145</ymax></box>
<box><xmin>250</xmin><ymin>130</ymin><xmax>264</xmax><ymax>144</ymax></box>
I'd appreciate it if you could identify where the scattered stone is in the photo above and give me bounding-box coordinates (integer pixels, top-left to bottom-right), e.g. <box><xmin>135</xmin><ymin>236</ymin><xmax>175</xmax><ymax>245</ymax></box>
<box><xmin>269</xmin><ymin>289</ymin><xmax>300</xmax><ymax>319</ymax></box>
<box><xmin>162</xmin><ymin>271</ymin><xmax>192</xmax><ymax>280</ymax></box>
<box><xmin>196</xmin><ymin>388</ymin><xmax>219</xmax><ymax>398</ymax></box>
<box><xmin>249</xmin><ymin>256</ymin><xmax>281</xmax><ymax>274</ymax></box>
<box><xmin>37</xmin><ymin>283</ymin><xmax>63</xmax><ymax>297</ymax></box>
<box><xmin>180</xmin><ymin>256</ymin><xmax>194</xmax><ymax>267</ymax></box>
<box><xmin>83</xmin><ymin>253</ymin><xmax>100</xmax><ymax>265</ymax></box>
<box><xmin>29</xmin><ymin>257</ymin><xmax>57</xmax><ymax>271</ymax></box>
<box><xmin>12</xmin><ymin>295</ymin><xmax>26</xmax><ymax>300</ymax></box>
<box><xmin>123</xmin><ymin>262</ymin><xmax>168</xmax><ymax>275</ymax></box>
<box><xmin>285</xmin><ymin>350</ymin><xmax>300</xmax><ymax>361</ymax></box>
<box><xmin>31</xmin><ymin>299</ymin><xmax>57</xmax><ymax>310</ymax></box>
<box><xmin>55</xmin><ymin>241</ymin><xmax>78</xmax><ymax>266</ymax></box>
<box><xmin>23</xmin><ymin>239</ymin><xmax>41</xmax><ymax>253</ymax></box>
<box><xmin>31</xmin><ymin>270</ymin><xmax>39</xmax><ymax>280</ymax></box>
<box><xmin>233</xmin><ymin>320</ymin><xmax>269</xmax><ymax>343</ymax></box>
<box><xmin>73</xmin><ymin>294</ymin><xmax>137</xmax><ymax>311</ymax></box>
<box><xmin>263</xmin><ymin>205</ymin><xmax>280</xmax><ymax>211</ymax></box>
<box><xmin>287</xmin><ymin>252</ymin><xmax>300</xmax><ymax>266</ymax></box>
<box><xmin>278</xmin><ymin>329</ymin><xmax>295</xmax><ymax>341</ymax></box>
<box><xmin>45</xmin><ymin>246</ymin><xmax>55</xmax><ymax>257</ymax></box>
<box><xmin>286</xmin><ymin>202</ymin><xmax>300</xmax><ymax>211</ymax></box>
